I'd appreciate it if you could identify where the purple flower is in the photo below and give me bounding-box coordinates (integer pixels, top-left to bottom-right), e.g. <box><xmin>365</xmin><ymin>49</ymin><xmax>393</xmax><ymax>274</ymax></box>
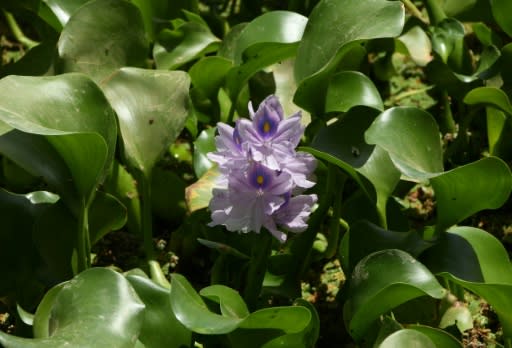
<box><xmin>208</xmin><ymin>95</ymin><xmax>317</xmax><ymax>242</ymax></box>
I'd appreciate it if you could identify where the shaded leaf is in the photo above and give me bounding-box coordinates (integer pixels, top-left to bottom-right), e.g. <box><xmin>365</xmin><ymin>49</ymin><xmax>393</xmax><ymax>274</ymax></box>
<box><xmin>189</xmin><ymin>57</ymin><xmax>233</xmax><ymax>98</ymax></box>
<box><xmin>127</xmin><ymin>275</ymin><xmax>192</xmax><ymax>348</ymax></box>
<box><xmin>464</xmin><ymin>86</ymin><xmax>512</xmax><ymax>115</ymax></box>
<box><xmin>43</xmin><ymin>0</ymin><xmax>90</xmax><ymax>27</ymax></box>
<box><xmin>408</xmin><ymin>325</ymin><xmax>463</xmax><ymax>348</ymax></box>
<box><xmin>200</xmin><ymin>285</ymin><xmax>250</xmax><ymax>319</ymax></box>
<box><xmin>490</xmin><ymin>0</ymin><xmax>512</xmax><ymax>37</ymax></box>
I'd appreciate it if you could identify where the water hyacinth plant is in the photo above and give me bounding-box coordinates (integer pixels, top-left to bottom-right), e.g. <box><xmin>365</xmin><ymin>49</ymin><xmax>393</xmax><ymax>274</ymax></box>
<box><xmin>1</xmin><ymin>0</ymin><xmax>512</xmax><ymax>347</ymax></box>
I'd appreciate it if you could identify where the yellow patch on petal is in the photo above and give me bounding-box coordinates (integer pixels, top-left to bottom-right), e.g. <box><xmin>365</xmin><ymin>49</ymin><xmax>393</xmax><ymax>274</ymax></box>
<box><xmin>257</xmin><ymin>175</ymin><xmax>264</xmax><ymax>185</ymax></box>
<box><xmin>263</xmin><ymin>121</ymin><xmax>271</xmax><ymax>133</ymax></box>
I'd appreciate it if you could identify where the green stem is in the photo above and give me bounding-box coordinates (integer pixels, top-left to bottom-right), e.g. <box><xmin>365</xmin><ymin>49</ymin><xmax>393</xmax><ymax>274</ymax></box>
<box><xmin>324</xmin><ymin>174</ymin><xmax>347</xmax><ymax>259</ymax></box>
<box><xmin>243</xmin><ymin>231</ymin><xmax>273</xmax><ymax>311</ymax></box>
<box><xmin>439</xmin><ymin>90</ymin><xmax>456</xmax><ymax>134</ymax></box>
<box><xmin>294</xmin><ymin>163</ymin><xmax>337</xmax><ymax>278</ymax></box>
<box><xmin>401</xmin><ymin>0</ymin><xmax>428</xmax><ymax>24</ymax></box>
<box><xmin>2</xmin><ymin>10</ymin><xmax>39</xmax><ymax>49</ymax></box>
<box><xmin>76</xmin><ymin>200</ymin><xmax>91</xmax><ymax>273</ymax></box>
<box><xmin>422</xmin><ymin>0</ymin><xmax>446</xmax><ymax>25</ymax></box>
<box><xmin>138</xmin><ymin>171</ymin><xmax>170</xmax><ymax>288</ymax></box>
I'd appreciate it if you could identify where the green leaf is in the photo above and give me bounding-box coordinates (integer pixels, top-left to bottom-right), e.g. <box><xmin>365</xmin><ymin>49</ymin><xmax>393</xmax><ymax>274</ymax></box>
<box><xmin>0</xmin><ymin>268</ymin><xmax>145</xmax><ymax>347</ymax></box>
<box><xmin>408</xmin><ymin>325</ymin><xmax>463</xmax><ymax>348</ymax></box>
<box><xmin>295</xmin><ymin>0</ymin><xmax>404</xmax><ymax>81</ymax></box>
<box><xmin>189</xmin><ymin>57</ymin><xmax>233</xmax><ymax>98</ymax></box>
<box><xmin>347</xmin><ymin>220</ymin><xmax>432</xmax><ymax>270</ymax></box>
<box><xmin>200</xmin><ymin>285</ymin><xmax>250</xmax><ymax>318</ymax></box>
<box><xmin>464</xmin><ymin>87</ymin><xmax>512</xmax><ymax>115</ymax></box>
<box><xmin>43</xmin><ymin>0</ymin><xmax>90</xmax><ymax>27</ymax></box>
<box><xmin>225</xmin><ymin>11</ymin><xmax>307</xmax><ymax>102</ymax></box>
<box><xmin>151</xmin><ymin>167</ymin><xmax>186</xmax><ymax>223</ymax></box>
<box><xmin>57</xmin><ymin>0</ymin><xmax>148</xmax><ymax>82</ymax></box>
<box><xmin>324</xmin><ymin>71</ymin><xmax>383</xmax><ymax>113</ymax></box>
<box><xmin>0</xmin><ymin>73</ymin><xmax>117</xmax><ymax>206</ymax></box>
<box><xmin>293</xmin><ymin>0</ymin><xmax>404</xmax><ymax>114</ymax></box>
<box><xmin>89</xmin><ymin>191</ymin><xmax>127</xmax><ymax>244</ymax></box>
<box><xmin>33</xmin><ymin>284</ymin><xmax>65</xmax><ymax>338</ymax></box>
<box><xmin>0</xmin><ymin>189</ymin><xmax>55</xmax><ymax>296</ymax></box>
<box><xmin>430</xmin><ymin>157</ymin><xmax>512</xmax><ymax>232</ymax></box>
<box><xmin>193</xmin><ymin>127</ymin><xmax>216</xmax><ymax>178</ymax></box>
<box><xmin>422</xmin><ymin>226</ymin><xmax>512</xmax><ymax>339</ymax></box>
<box><xmin>169</xmin><ymin>273</ymin><xmax>245</xmax><ymax>334</ymax></box>
<box><xmin>378</xmin><ymin>329</ymin><xmax>436</xmax><ymax>348</ymax></box>
<box><xmin>397</xmin><ymin>26</ymin><xmax>432</xmax><ymax>67</ymax></box>
<box><xmin>365</xmin><ymin>107</ymin><xmax>443</xmax><ymax>180</ymax></box>
<box><xmin>154</xmin><ymin>22</ymin><xmax>219</xmax><ymax>70</ymax></box>
<box><xmin>233</xmin><ymin>11</ymin><xmax>307</xmax><ymax>65</ymax></box>
<box><xmin>439</xmin><ymin>306</ymin><xmax>473</xmax><ymax>332</ymax></box>
<box><xmin>344</xmin><ymin>249</ymin><xmax>446</xmax><ymax>342</ymax></box>
<box><xmin>102</xmin><ymin>68</ymin><xmax>190</xmax><ymax>178</ymax></box>
<box><xmin>490</xmin><ymin>0</ymin><xmax>512</xmax><ymax>37</ymax></box>
<box><xmin>126</xmin><ymin>275</ymin><xmax>192</xmax><ymax>348</ymax></box>
<box><xmin>131</xmin><ymin>0</ymin><xmax>169</xmax><ymax>41</ymax></box>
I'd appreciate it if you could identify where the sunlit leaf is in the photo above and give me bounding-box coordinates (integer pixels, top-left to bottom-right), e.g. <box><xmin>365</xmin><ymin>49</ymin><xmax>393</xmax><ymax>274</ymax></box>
<box><xmin>0</xmin><ymin>268</ymin><xmax>145</xmax><ymax>347</ymax></box>
<box><xmin>43</xmin><ymin>0</ymin><xmax>90</xmax><ymax>27</ymax></box>
<box><xmin>365</xmin><ymin>107</ymin><xmax>443</xmax><ymax>180</ymax></box>
<box><xmin>102</xmin><ymin>68</ymin><xmax>190</xmax><ymax>178</ymax></box>
<box><xmin>490</xmin><ymin>0</ymin><xmax>512</xmax><ymax>37</ymax></box>
<box><xmin>344</xmin><ymin>249</ymin><xmax>446</xmax><ymax>342</ymax></box>
<box><xmin>378</xmin><ymin>329</ymin><xmax>436</xmax><ymax>348</ymax></box>
<box><xmin>170</xmin><ymin>273</ymin><xmax>244</xmax><ymax>334</ymax></box>
<box><xmin>193</xmin><ymin>127</ymin><xmax>216</xmax><ymax>178</ymax></box>
<box><xmin>185</xmin><ymin>165</ymin><xmax>219</xmax><ymax>213</ymax></box>
<box><xmin>408</xmin><ymin>325</ymin><xmax>463</xmax><ymax>347</ymax></box>
<box><xmin>199</xmin><ymin>285</ymin><xmax>250</xmax><ymax>319</ymax></box>
<box><xmin>464</xmin><ymin>86</ymin><xmax>512</xmax><ymax>115</ymax></box>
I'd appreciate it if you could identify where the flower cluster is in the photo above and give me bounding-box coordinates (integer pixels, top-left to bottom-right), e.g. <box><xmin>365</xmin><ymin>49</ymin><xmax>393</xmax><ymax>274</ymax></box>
<box><xmin>208</xmin><ymin>95</ymin><xmax>317</xmax><ymax>242</ymax></box>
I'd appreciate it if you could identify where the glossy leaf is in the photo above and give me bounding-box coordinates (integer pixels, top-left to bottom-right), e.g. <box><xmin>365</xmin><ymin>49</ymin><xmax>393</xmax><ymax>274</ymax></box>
<box><xmin>0</xmin><ymin>73</ymin><xmax>117</xmax><ymax>206</ymax></box>
<box><xmin>430</xmin><ymin>157</ymin><xmax>512</xmax><ymax>232</ymax></box>
<box><xmin>193</xmin><ymin>127</ymin><xmax>216</xmax><ymax>178</ymax></box>
<box><xmin>43</xmin><ymin>0</ymin><xmax>90</xmax><ymax>27</ymax></box>
<box><xmin>0</xmin><ymin>189</ymin><xmax>56</xmax><ymax>295</ymax></box>
<box><xmin>199</xmin><ymin>285</ymin><xmax>250</xmax><ymax>319</ymax></box>
<box><xmin>89</xmin><ymin>191</ymin><xmax>127</xmax><ymax>244</ymax></box>
<box><xmin>57</xmin><ymin>0</ymin><xmax>148</xmax><ymax>82</ymax></box>
<box><xmin>378</xmin><ymin>329</ymin><xmax>436</xmax><ymax>348</ymax></box>
<box><xmin>344</xmin><ymin>249</ymin><xmax>446</xmax><ymax>342</ymax></box>
<box><xmin>325</xmin><ymin>71</ymin><xmax>383</xmax><ymax>113</ymax></box>
<box><xmin>464</xmin><ymin>87</ymin><xmax>512</xmax><ymax>115</ymax></box>
<box><xmin>170</xmin><ymin>273</ymin><xmax>245</xmax><ymax>334</ymax></box>
<box><xmin>154</xmin><ymin>22</ymin><xmax>220</xmax><ymax>70</ymax></box>
<box><xmin>422</xmin><ymin>226</ymin><xmax>512</xmax><ymax>338</ymax></box>
<box><xmin>225</xmin><ymin>11</ymin><xmax>307</xmax><ymax>102</ymax></box>
<box><xmin>294</xmin><ymin>0</ymin><xmax>404</xmax><ymax>81</ymax></box>
<box><xmin>365</xmin><ymin>107</ymin><xmax>443</xmax><ymax>180</ymax></box>
<box><xmin>408</xmin><ymin>325</ymin><xmax>463</xmax><ymax>348</ymax></box>
<box><xmin>102</xmin><ymin>68</ymin><xmax>190</xmax><ymax>177</ymax></box>
<box><xmin>233</xmin><ymin>11</ymin><xmax>307</xmax><ymax>65</ymax></box>
<box><xmin>490</xmin><ymin>0</ymin><xmax>512</xmax><ymax>37</ymax></box>
<box><xmin>127</xmin><ymin>275</ymin><xmax>192</xmax><ymax>348</ymax></box>
<box><xmin>0</xmin><ymin>268</ymin><xmax>145</xmax><ymax>347</ymax></box>
<box><xmin>347</xmin><ymin>220</ymin><xmax>432</xmax><ymax>270</ymax></box>
<box><xmin>439</xmin><ymin>306</ymin><xmax>473</xmax><ymax>332</ymax></box>
<box><xmin>397</xmin><ymin>26</ymin><xmax>432</xmax><ymax>67</ymax></box>
<box><xmin>189</xmin><ymin>57</ymin><xmax>233</xmax><ymax>98</ymax></box>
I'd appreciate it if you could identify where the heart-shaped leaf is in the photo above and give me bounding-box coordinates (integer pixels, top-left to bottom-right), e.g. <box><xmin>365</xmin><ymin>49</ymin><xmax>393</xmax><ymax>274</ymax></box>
<box><xmin>102</xmin><ymin>68</ymin><xmax>190</xmax><ymax>178</ymax></box>
<box><xmin>344</xmin><ymin>249</ymin><xmax>446</xmax><ymax>342</ymax></box>
<box><xmin>57</xmin><ymin>0</ymin><xmax>148</xmax><ymax>82</ymax></box>
<box><xmin>378</xmin><ymin>329</ymin><xmax>436</xmax><ymax>348</ymax></box>
<box><xmin>464</xmin><ymin>86</ymin><xmax>512</xmax><ymax>115</ymax></box>
<box><xmin>200</xmin><ymin>285</ymin><xmax>250</xmax><ymax>319</ymax></box>
<box><xmin>0</xmin><ymin>268</ymin><xmax>145</xmax><ymax>347</ymax></box>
